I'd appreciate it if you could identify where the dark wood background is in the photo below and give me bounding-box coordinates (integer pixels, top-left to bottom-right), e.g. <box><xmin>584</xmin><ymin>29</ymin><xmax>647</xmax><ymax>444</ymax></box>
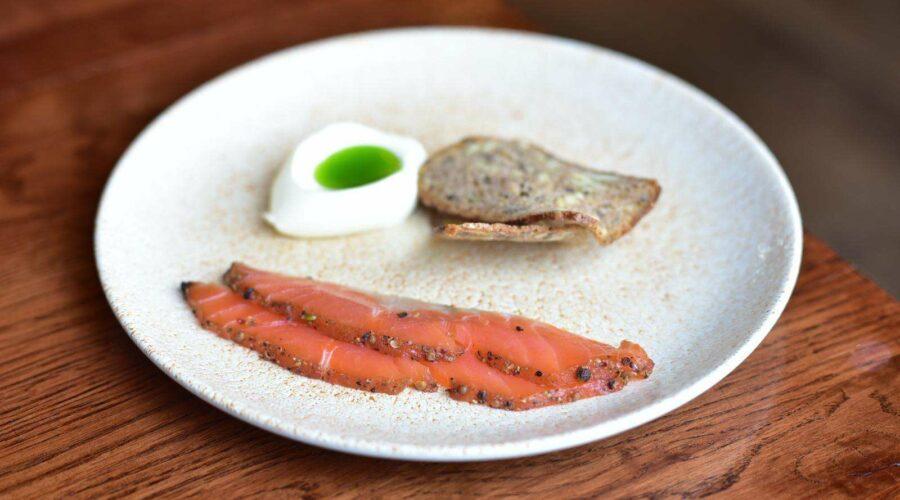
<box><xmin>512</xmin><ymin>0</ymin><xmax>900</xmax><ymax>297</ymax></box>
<box><xmin>1</xmin><ymin>1</ymin><xmax>897</xmax><ymax>497</ymax></box>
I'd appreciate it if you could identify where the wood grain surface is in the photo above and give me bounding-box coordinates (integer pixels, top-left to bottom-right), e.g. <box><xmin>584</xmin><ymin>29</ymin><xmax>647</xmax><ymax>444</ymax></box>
<box><xmin>1</xmin><ymin>1</ymin><xmax>898</xmax><ymax>497</ymax></box>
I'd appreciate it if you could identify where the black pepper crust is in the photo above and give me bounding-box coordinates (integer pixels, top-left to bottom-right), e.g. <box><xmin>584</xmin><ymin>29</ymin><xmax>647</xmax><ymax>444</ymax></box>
<box><xmin>184</xmin><ymin>282</ymin><xmax>439</xmax><ymax>395</ymax></box>
<box><xmin>445</xmin><ymin>372</ymin><xmax>635</xmax><ymax>411</ymax></box>
<box><xmin>223</xmin><ymin>264</ymin><xmax>465</xmax><ymax>362</ymax></box>
<box><xmin>474</xmin><ymin>341</ymin><xmax>654</xmax><ymax>387</ymax></box>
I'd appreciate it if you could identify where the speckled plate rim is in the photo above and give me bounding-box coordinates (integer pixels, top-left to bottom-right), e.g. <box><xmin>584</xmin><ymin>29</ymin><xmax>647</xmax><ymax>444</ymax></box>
<box><xmin>95</xmin><ymin>27</ymin><xmax>802</xmax><ymax>462</ymax></box>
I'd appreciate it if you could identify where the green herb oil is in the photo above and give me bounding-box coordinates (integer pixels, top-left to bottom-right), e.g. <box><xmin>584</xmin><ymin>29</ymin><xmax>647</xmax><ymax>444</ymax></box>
<box><xmin>314</xmin><ymin>145</ymin><xmax>402</xmax><ymax>189</ymax></box>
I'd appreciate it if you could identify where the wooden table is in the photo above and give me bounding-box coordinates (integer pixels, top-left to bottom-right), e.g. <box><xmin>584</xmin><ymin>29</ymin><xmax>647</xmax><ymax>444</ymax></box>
<box><xmin>1</xmin><ymin>1</ymin><xmax>897</xmax><ymax>497</ymax></box>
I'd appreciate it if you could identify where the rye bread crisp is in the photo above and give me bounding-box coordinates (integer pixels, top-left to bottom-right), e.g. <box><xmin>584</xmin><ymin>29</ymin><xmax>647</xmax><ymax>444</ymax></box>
<box><xmin>437</xmin><ymin>221</ymin><xmax>580</xmax><ymax>242</ymax></box>
<box><xmin>418</xmin><ymin>137</ymin><xmax>660</xmax><ymax>244</ymax></box>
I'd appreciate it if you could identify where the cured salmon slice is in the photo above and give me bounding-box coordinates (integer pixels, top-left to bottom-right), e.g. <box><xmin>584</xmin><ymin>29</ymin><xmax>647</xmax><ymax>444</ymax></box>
<box><xmin>183</xmin><ymin>282</ymin><xmax>640</xmax><ymax>410</ymax></box>
<box><xmin>182</xmin><ymin>282</ymin><xmax>437</xmax><ymax>395</ymax></box>
<box><xmin>224</xmin><ymin>263</ymin><xmax>653</xmax><ymax>387</ymax></box>
<box><xmin>428</xmin><ymin>352</ymin><xmax>632</xmax><ymax>411</ymax></box>
<box><xmin>454</xmin><ymin>312</ymin><xmax>654</xmax><ymax>387</ymax></box>
<box><xmin>183</xmin><ymin>276</ymin><xmax>652</xmax><ymax>410</ymax></box>
<box><xmin>224</xmin><ymin>263</ymin><xmax>464</xmax><ymax>362</ymax></box>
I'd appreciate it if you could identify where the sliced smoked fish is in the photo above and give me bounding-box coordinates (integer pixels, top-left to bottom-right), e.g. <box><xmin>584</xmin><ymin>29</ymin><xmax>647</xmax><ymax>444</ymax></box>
<box><xmin>224</xmin><ymin>263</ymin><xmax>464</xmax><ymax>361</ymax></box>
<box><xmin>183</xmin><ymin>282</ymin><xmax>638</xmax><ymax>410</ymax></box>
<box><xmin>454</xmin><ymin>312</ymin><xmax>654</xmax><ymax>386</ymax></box>
<box><xmin>224</xmin><ymin>263</ymin><xmax>653</xmax><ymax>386</ymax></box>
<box><xmin>182</xmin><ymin>282</ymin><xmax>436</xmax><ymax>395</ymax></box>
<box><xmin>428</xmin><ymin>352</ymin><xmax>632</xmax><ymax>411</ymax></box>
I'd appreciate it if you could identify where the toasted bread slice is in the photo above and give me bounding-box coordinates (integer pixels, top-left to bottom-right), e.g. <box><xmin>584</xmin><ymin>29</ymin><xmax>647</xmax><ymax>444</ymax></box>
<box><xmin>419</xmin><ymin>137</ymin><xmax>660</xmax><ymax>244</ymax></box>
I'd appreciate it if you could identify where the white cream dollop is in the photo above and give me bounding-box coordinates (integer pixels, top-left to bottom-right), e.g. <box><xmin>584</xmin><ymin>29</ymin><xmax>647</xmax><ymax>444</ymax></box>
<box><xmin>265</xmin><ymin>123</ymin><xmax>426</xmax><ymax>237</ymax></box>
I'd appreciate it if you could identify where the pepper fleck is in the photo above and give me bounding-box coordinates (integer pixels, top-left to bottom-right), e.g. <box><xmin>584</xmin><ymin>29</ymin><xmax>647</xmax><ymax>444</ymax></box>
<box><xmin>476</xmin><ymin>390</ymin><xmax>487</xmax><ymax>402</ymax></box>
<box><xmin>535</xmin><ymin>370</ymin><xmax>543</xmax><ymax>377</ymax></box>
<box><xmin>243</xmin><ymin>288</ymin><xmax>254</xmax><ymax>300</ymax></box>
<box><xmin>575</xmin><ymin>366</ymin><xmax>591</xmax><ymax>382</ymax></box>
<box><xmin>607</xmin><ymin>380</ymin><xmax>616</xmax><ymax>390</ymax></box>
<box><xmin>397</xmin><ymin>311</ymin><xmax>408</xmax><ymax>318</ymax></box>
<box><xmin>515</xmin><ymin>325</ymin><xmax>524</xmax><ymax>332</ymax></box>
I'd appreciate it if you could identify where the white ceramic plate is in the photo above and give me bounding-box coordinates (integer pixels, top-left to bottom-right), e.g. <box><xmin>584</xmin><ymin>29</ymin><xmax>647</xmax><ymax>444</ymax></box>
<box><xmin>95</xmin><ymin>28</ymin><xmax>802</xmax><ymax>461</ymax></box>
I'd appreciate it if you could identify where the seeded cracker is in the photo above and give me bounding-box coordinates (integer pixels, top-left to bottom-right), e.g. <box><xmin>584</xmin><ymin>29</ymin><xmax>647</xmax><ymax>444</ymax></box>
<box><xmin>419</xmin><ymin>137</ymin><xmax>660</xmax><ymax>244</ymax></box>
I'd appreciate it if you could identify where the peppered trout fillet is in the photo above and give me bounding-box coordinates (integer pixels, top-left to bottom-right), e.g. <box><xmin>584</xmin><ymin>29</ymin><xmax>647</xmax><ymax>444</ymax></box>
<box><xmin>418</xmin><ymin>137</ymin><xmax>660</xmax><ymax>244</ymax></box>
<box><xmin>224</xmin><ymin>263</ymin><xmax>654</xmax><ymax>390</ymax></box>
<box><xmin>182</xmin><ymin>282</ymin><xmax>437</xmax><ymax>394</ymax></box>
